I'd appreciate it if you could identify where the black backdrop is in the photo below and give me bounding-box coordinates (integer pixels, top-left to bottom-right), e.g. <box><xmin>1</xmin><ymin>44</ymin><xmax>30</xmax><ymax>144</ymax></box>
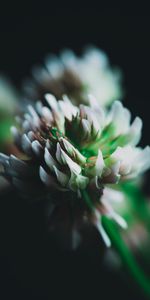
<box><xmin>0</xmin><ymin>8</ymin><xmax>150</xmax><ymax>154</ymax></box>
<box><xmin>0</xmin><ymin>5</ymin><xmax>150</xmax><ymax>300</ymax></box>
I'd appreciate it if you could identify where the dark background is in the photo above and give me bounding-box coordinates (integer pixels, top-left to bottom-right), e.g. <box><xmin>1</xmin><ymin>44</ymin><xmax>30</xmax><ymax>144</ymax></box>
<box><xmin>0</xmin><ymin>4</ymin><xmax>150</xmax><ymax>300</ymax></box>
<box><xmin>0</xmin><ymin>6</ymin><xmax>150</xmax><ymax>168</ymax></box>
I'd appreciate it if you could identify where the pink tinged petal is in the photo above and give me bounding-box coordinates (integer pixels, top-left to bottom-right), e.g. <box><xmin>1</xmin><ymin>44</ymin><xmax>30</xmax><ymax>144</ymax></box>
<box><xmin>44</xmin><ymin>148</ymin><xmax>59</xmax><ymax>171</ymax></box>
<box><xmin>32</xmin><ymin>140</ymin><xmax>43</xmax><ymax>157</ymax></box>
<box><xmin>129</xmin><ymin>117</ymin><xmax>142</xmax><ymax>146</ymax></box>
<box><xmin>53</xmin><ymin>165</ymin><xmax>69</xmax><ymax>186</ymax></box>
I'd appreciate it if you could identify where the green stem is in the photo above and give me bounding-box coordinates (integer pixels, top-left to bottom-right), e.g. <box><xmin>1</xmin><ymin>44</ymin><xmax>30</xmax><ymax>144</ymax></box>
<box><xmin>81</xmin><ymin>189</ymin><xmax>150</xmax><ymax>298</ymax></box>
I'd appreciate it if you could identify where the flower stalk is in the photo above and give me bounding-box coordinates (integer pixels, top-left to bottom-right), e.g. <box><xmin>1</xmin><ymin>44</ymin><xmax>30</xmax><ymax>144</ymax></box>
<box><xmin>81</xmin><ymin>188</ymin><xmax>150</xmax><ymax>298</ymax></box>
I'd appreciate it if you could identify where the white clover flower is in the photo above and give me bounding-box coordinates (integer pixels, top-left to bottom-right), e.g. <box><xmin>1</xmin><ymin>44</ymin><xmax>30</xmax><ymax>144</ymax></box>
<box><xmin>0</xmin><ymin>94</ymin><xmax>149</xmax><ymax>246</ymax></box>
<box><xmin>23</xmin><ymin>47</ymin><xmax>123</xmax><ymax>107</ymax></box>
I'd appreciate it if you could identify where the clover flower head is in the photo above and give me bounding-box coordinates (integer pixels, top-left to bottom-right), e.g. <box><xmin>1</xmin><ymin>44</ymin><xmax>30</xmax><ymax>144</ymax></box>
<box><xmin>23</xmin><ymin>47</ymin><xmax>123</xmax><ymax>107</ymax></box>
<box><xmin>0</xmin><ymin>94</ymin><xmax>149</xmax><ymax>246</ymax></box>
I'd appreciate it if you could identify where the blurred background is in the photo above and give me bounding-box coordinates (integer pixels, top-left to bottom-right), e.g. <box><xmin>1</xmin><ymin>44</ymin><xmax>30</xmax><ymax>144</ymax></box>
<box><xmin>0</xmin><ymin>4</ymin><xmax>150</xmax><ymax>300</ymax></box>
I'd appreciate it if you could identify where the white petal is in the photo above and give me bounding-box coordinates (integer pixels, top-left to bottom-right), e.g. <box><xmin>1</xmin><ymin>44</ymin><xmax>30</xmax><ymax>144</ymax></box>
<box><xmin>36</xmin><ymin>101</ymin><xmax>43</xmax><ymax>115</ymax></box>
<box><xmin>59</xmin><ymin>100</ymin><xmax>73</xmax><ymax>121</ymax></box>
<box><xmin>107</xmin><ymin>101</ymin><xmax>130</xmax><ymax>135</ymax></box>
<box><xmin>111</xmin><ymin>212</ymin><xmax>127</xmax><ymax>229</ymax></box>
<box><xmin>101</xmin><ymin>187</ymin><xmax>124</xmax><ymax>204</ymax></box>
<box><xmin>88</xmin><ymin>94</ymin><xmax>100</xmax><ymax>109</ymax></box>
<box><xmin>56</xmin><ymin>143</ymin><xmax>63</xmax><ymax>164</ymax></box>
<box><xmin>27</xmin><ymin>131</ymin><xmax>36</xmax><ymax>142</ymax></box>
<box><xmin>111</xmin><ymin>146</ymin><xmax>132</xmax><ymax>175</ymax></box>
<box><xmin>53</xmin><ymin>165</ymin><xmax>69</xmax><ymax>186</ymax></box>
<box><xmin>129</xmin><ymin>117</ymin><xmax>142</xmax><ymax>146</ymax></box>
<box><xmin>41</xmin><ymin>106</ymin><xmax>53</xmax><ymax>123</ymax></box>
<box><xmin>32</xmin><ymin>140</ymin><xmax>43</xmax><ymax>157</ymax></box>
<box><xmin>94</xmin><ymin>210</ymin><xmax>111</xmax><ymax>247</ymax></box>
<box><xmin>60</xmin><ymin>148</ymin><xmax>81</xmax><ymax>174</ymax></box>
<box><xmin>45</xmin><ymin>93</ymin><xmax>58</xmax><ymax>111</ymax></box>
<box><xmin>81</xmin><ymin>119</ymin><xmax>91</xmax><ymax>137</ymax></box>
<box><xmin>11</xmin><ymin>126</ymin><xmax>21</xmax><ymax>144</ymax></box>
<box><xmin>27</xmin><ymin>105</ymin><xmax>40</xmax><ymax>126</ymax></box>
<box><xmin>44</xmin><ymin>148</ymin><xmax>58</xmax><ymax>171</ymax></box>
<box><xmin>60</xmin><ymin>137</ymin><xmax>86</xmax><ymax>163</ymax></box>
<box><xmin>136</xmin><ymin>146</ymin><xmax>150</xmax><ymax>173</ymax></box>
<box><xmin>75</xmin><ymin>174</ymin><xmax>89</xmax><ymax>189</ymax></box>
<box><xmin>62</xmin><ymin>95</ymin><xmax>78</xmax><ymax>116</ymax></box>
<box><xmin>39</xmin><ymin>166</ymin><xmax>55</xmax><ymax>187</ymax></box>
<box><xmin>22</xmin><ymin>134</ymin><xmax>32</xmax><ymax>155</ymax></box>
<box><xmin>96</xmin><ymin>150</ymin><xmax>105</xmax><ymax>177</ymax></box>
